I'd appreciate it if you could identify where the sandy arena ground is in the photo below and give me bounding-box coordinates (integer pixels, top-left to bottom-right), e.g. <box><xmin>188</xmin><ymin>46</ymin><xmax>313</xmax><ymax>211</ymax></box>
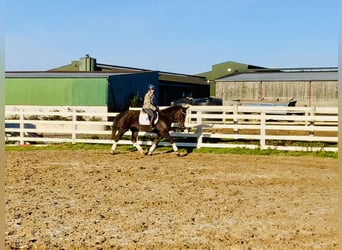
<box><xmin>5</xmin><ymin>149</ymin><xmax>338</xmax><ymax>249</ymax></box>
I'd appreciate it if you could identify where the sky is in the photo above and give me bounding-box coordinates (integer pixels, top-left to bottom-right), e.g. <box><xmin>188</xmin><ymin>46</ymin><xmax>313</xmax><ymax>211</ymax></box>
<box><xmin>4</xmin><ymin>0</ymin><xmax>338</xmax><ymax>74</ymax></box>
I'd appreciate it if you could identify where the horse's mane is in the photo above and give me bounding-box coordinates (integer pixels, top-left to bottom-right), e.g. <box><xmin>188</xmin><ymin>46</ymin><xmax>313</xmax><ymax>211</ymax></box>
<box><xmin>161</xmin><ymin>105</ymin><xmax>183</xmax><ymax>115</ymax></box>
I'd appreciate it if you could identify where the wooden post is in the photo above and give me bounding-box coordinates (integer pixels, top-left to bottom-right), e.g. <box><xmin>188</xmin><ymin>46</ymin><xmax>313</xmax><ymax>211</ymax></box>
<box><xmin>72</xmin><ymin>109</ymin><xmax>77</xmax><ymax>144</ymax></box>
<box><xmin>260</xmin><ymin>111</ymin><xmax>266</xmax><ymax>149</ymax></box>
<box><xmin>304</xmin><ymin>107</ymin><xmax>309</xmax><ymax>126</ymax></box>
<box><xmin>185</xmin><ymin>107</ymin><xmax>191</xmax><ymax>127</ymax></box>
<box><xmin>196</xmin><ymin>125</ymin><xmax>203</xmax><ymax>149</ymax></box>
<box><xmin>309</xmin><ymin>106</ymin><xmax>316</xmax><ymax>137</ymax></box>
<box><xmin>233</xmin><ymin>104</ymin><xmax>239</xmax><ymax>134</ymax></box>
<box><xmin>19</xmin><ymin>109</ymin><xmax>24</xmax><ymax>145</ymax></box>
<box><xmin>197</xmin><ymin>110</ymin><xmax>202</xmax><ymax>124</ymax></box>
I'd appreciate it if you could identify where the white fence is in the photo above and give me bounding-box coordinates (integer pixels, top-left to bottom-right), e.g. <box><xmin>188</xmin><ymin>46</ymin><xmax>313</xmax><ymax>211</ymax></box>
<box><xmin>5</xmin><ymin>105</ymin><xmax>338</xmax><ymax>152</ymax></box>
<box><xmin>186</xmin><ymin>105</ymin><xmax>337</xmax><ymax>152</ymax></box>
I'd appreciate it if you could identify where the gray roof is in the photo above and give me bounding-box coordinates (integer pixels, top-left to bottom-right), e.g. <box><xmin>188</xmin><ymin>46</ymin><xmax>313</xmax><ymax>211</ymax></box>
<box><xmin>218</xmin><ymin>71</ymin><xmax>338</xmax><ymax>82</ymax></box>
<box><xmin>5</xmin><ymin>71</ymin><xmax>130</xmax><ymax>78</ymax></box>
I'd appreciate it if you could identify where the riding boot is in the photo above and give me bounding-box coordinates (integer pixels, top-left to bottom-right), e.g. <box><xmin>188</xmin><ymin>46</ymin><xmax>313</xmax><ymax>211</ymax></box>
<box><xmin>150</xmin><ymin>118</ymin><xmax>155</xmax><ymax>130</ymax></box>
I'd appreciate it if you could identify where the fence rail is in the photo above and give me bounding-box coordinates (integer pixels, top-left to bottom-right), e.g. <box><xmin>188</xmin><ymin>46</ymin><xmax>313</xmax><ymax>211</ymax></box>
<box><xmin>5</xmin><ymin>105</ymin><xmax>338</xmax><ymax>152</ymax></box>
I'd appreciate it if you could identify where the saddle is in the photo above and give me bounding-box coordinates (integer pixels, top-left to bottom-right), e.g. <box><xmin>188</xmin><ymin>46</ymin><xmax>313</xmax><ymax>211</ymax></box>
<box><xmin>139</xmin><ymin>110</ymin><xmax>159</xmax><ymax>126</ymax></box>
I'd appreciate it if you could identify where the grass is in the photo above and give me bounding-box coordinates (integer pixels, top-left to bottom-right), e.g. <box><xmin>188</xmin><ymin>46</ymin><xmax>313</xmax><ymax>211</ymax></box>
<box><xmin>192</xmin><ymin>147</ymin><xmax>337</xmax><ymax>158</ymax></box>
<box><xmin>5</xmin><ymin>143</ymin><xmax>337</xmax><ymax>159</ymax></box>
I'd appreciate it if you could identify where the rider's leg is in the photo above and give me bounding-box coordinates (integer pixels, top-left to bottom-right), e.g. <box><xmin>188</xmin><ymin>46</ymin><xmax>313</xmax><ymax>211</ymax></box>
<box><xmin>146</xmin><ymin>109</ymin><xmax>154</xmax><ymax>126</ymax></box>
<box><xmin>151</xmin><ymin>111</ymin><xmax>156</xmax><ymax>126</ymax></box>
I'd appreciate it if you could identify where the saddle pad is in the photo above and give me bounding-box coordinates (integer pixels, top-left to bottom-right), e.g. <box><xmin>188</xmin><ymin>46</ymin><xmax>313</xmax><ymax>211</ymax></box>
<box><xmin>138</xmin><ymin>111</ymin><xmax>159</xmax><ymax>126</ymax></box>
<box><xmin>139</xmin><ymin>111</ymin><xmax>150</xmax><ymax>125</ymax></box>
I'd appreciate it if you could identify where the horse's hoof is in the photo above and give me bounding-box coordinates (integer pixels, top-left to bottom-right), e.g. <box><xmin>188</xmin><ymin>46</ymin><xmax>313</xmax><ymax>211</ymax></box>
<box><xmin>175</xmin><ymin>151</ymin><xmax>180</xmax><ymax>156</ymax></box>
<box><xmin>110</xmin><ymin>150</ymin><xmax>114</xmax><ymax>155</ymax></box>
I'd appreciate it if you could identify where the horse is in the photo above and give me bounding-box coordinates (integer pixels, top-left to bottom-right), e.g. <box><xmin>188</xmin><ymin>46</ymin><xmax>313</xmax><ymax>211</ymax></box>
<box><xmin>110</xmin><ymin>105</ymin><xmax>188</xmax><ymax>156</ymax></box>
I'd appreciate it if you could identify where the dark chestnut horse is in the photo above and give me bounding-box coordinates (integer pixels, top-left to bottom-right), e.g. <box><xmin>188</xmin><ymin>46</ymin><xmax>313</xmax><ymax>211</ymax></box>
<box><xmin>110</xmin><ymin>105</ymin><xmax>188</xmax><ymax>155</ymax></box>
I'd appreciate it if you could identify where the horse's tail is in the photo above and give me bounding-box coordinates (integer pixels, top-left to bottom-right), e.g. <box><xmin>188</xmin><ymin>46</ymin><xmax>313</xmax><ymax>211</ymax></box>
<box><xmin>111</xmin><ymin>112</ymin><xmax>122</xmax><ymax>140</ymax></box>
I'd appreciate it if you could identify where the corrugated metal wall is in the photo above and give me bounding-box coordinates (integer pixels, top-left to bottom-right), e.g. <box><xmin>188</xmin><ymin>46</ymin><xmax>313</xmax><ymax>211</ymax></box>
<box><xmin>107</xmin><ymin>72</ymin><xmax>159</xmax><ymax>112</ymax></box>
<box><xmin>5</xmin><ymin>78</ymin><xmax>108</xmax><ymax>106</ymax></box>
<box><xmin>215</xmin><ymin>80</ymin><xmax>338</xmax><ymax>106</ymax></box>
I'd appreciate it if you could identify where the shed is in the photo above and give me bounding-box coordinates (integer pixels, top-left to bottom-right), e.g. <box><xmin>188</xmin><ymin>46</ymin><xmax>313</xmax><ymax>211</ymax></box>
<box><xmin>215</xmin><ymin>69</ymin><xmax>338</xmax><ymax>107</ymax></box>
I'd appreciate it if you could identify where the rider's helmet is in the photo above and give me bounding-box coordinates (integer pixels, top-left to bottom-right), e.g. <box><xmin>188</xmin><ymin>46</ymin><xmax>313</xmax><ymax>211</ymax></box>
<box><xmin>147</xmin><ymin>84</ymin><xmax>155</xmax><ymax>90</ymax></box>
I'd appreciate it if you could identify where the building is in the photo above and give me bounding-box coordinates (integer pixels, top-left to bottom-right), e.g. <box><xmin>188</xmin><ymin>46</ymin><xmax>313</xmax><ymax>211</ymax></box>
<box><xmin>214</xmin><ymin>68</ymin><xmax>338</xmax><ymax>107</ymax></box>
<box><xmin>197</xmin><ymin>61</ymin><xmax>266</xmax><ymax>96</ymax></box>
<box><xmin>50</xmin><ymin>55</ymin><xmax>209</xmax><ymax>108</ymax></box>
<box><xmin>5</xmin><ymin>71</ymin><xmax>158</xmax><ymax>112</ymax></box>
<box><xmin>6</xmin><ymin>55</ymin><xmax>337</xmax><ymax>109</ymax></box>
<box><xmin>5</xmin><ymin>55</ymin><xmax>209</xmax><ymax>111</ymax></box>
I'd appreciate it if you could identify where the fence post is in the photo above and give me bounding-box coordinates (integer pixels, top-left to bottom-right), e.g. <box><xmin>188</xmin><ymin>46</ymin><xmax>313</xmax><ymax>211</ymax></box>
<box><xmin>186</xmin><ymin>107</ymin><xmax>192</xmax><ymax>127</ymax></box>
<box><xmin>309</xmin><ymin>106</ymin><xmax>316</xmax><ymax>137</ymax></box>
<box><xmin>197</xmin><ymin>110</ymin><xmax>202</xmax><ymax>124</ymax></box>
<box><xmin>19</xmin><ymin>109</ymin><xmax>25</xmax><ymax>145</ymax></box>
<box><xmin>304</xmin><ymin>107</ymin><xmax>310</xmax><ymax>126</ymax></box>
<box><xmin>260</xmin><ymin>111</ymin><xmax>266</xmax><ymax>149</ymax></box>
<box><xmin>233</xmin><ymin>104</ymin><xmax>239</xmax><ymax>134</ymax></box>
<box><xmin>72</xmin><ymin>109</ymin><xmax>77</xmax><ymax>144</ymax></box>
<box><xmin>222</xmin><ymin>110</ymin><xmax>226</xmax><ymax>123</ymax></box>
<box><xmin>196</xmin><ymin>125</ymin><xmax>203</xmax><ymax>149</ymax></box>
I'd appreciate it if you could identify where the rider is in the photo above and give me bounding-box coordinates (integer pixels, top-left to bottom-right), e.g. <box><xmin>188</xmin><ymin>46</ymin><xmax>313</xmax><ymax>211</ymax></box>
<box><xmin>143</xmin><ymin>84</ymin><xmax>158</xmax><ymax>128</ymax></box>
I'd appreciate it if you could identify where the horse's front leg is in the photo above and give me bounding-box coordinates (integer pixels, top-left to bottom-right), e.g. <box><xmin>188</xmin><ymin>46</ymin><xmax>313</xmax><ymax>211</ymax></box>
<box><xmin>110</xmin><ymin>141</ymin><xmax>117</xmax><ymax>154</ymax></box>
<box><xmin>159</xmin><ymin>131</ymin><xmax>179</xmax><ymax>156</ymax></box>
<box><xmin>147</xmin><ymin>136</ymin><xmax>161</xmax><ymax>156</ymax></box>
<box><xmin>131</xmin><ymin>129</ymin><xmax>144</xmax><ymax>155</ymax></box>
<box><xmin>171</xmin><ymin>141</ymin><xmax>179</xmax><ymax>154</ymax></box>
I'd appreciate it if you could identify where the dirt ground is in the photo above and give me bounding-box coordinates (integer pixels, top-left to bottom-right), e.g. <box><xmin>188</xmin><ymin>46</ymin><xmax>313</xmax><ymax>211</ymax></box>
<box><xmin>5</xmin><ymin>149</ymin><xmax>338</xmax><ymax>249</ymax></box>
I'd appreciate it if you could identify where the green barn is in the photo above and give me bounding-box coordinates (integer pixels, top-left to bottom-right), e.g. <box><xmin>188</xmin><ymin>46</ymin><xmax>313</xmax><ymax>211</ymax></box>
<box><xmin>5</xmin><ymin>71</ymin><xmax>159</xmax><ymax>112</ymax></box>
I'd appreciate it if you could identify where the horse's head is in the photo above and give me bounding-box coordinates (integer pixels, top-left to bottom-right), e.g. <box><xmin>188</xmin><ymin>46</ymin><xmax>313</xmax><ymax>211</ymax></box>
<box><xmin>172</xmin><ymin>105</ymin><xmax>189</xmax><ymax>128</ymax></box>
<box><xmin>160</xmin><ymin>105</ymin><xmax>189</xmax><ymax>128</ymax></box>
<box><xmin>178</xmin><ymin>106</ymin><xmax>189</xmax><ymax>128</ymax></box>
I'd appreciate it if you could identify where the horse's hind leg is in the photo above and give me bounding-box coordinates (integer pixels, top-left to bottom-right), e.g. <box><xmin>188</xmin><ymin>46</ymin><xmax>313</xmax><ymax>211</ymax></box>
<box><xmin>110</xmin><ymin>129</ymin><xmax>127</xmax><ymax>154</ymax></box>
